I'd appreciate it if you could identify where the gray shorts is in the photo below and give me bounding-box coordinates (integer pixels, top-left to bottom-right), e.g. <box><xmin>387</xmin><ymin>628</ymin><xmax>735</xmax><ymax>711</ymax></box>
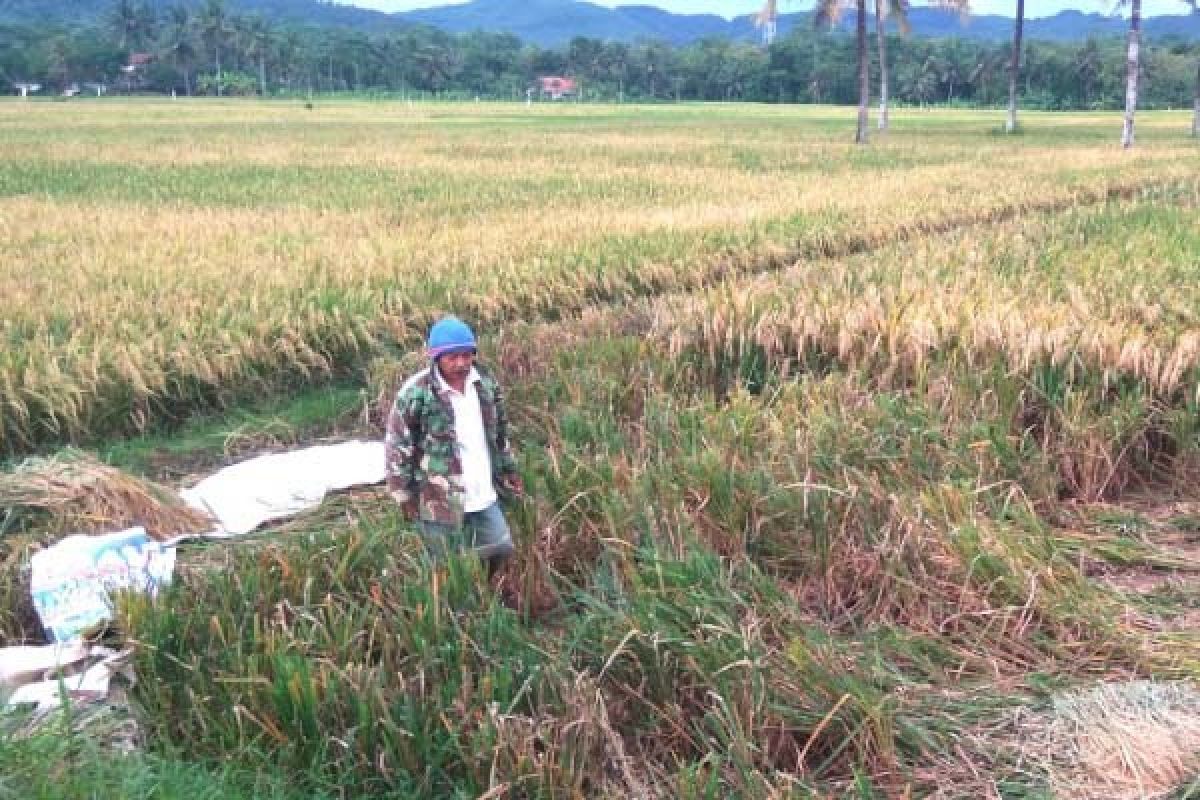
<box><xmin>418</xmin><ymin>501</ymin><xmax>515</xmax><ymax>561</ymax></box>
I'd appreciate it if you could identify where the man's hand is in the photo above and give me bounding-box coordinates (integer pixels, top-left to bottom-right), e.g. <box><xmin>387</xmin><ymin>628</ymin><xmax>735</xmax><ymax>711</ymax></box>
<box><xmin>501</xmin><ymin>473</ymin><xmax>525</xmax><ymax>500</ymax></box>
<box><xmin>399</xmin><ymin>497</ymin><xmax>419</xmax><ymax>521</ymax></box>
<box><xmin>390</xmin><ymin>489</ymin><xmax>420</xmax><ymax>521</ymax></box>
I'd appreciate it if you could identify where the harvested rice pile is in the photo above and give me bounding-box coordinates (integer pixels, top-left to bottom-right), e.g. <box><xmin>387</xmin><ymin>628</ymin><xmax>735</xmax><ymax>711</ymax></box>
<box><xmin>1018</xmin><ymin>681</ymin><xmax>1200</xmax><ymax>799</ymax></box>
<box><xmin>0</xmin><ymin>449</ymin><xmax>212</xmax><ymax>541</ymax></box>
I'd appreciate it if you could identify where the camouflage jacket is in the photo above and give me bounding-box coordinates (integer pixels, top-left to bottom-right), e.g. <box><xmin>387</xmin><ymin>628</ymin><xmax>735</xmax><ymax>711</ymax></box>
<box><xmin>384</xmin><ymin>362</ymin><xmax>519</xmax><ymax>527</ymax></box>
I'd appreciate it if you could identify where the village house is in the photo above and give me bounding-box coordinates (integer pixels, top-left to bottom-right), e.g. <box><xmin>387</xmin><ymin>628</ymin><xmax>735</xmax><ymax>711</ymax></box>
<box><xmin>537</xmin><ymin>76</ymin><xmax>577</xmax><ymax>100</ymax></box>
<box><xmin>119</xmin><ymin>53</ymin><xmax>155</xmax><ymax>91</ymax></box>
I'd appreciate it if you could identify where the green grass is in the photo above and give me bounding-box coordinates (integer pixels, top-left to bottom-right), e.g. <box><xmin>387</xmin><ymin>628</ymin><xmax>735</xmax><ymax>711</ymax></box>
<box><xmin>95</xmin><ymin>383</ymin><xmax>368</xmax><ymax>477</ymax></box>
<box><xmin>0</xmin><ymin>730</ymin><xmax>322</xmax><ymax>800</ymax></box>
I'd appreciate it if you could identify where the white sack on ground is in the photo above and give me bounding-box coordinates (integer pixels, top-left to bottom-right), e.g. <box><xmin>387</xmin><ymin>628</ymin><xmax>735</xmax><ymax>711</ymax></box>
<box><xmin>3</xmin><ymin>646</ymin><xmax>133</xmax><ymax>712</ymax></box>
<box><xmin>30</xmin><ymin>527</ymin><xmax>176</xmax><ymax>642</ymax></box>
<box><xmin>0</xmin><ymin>641</ymin><xmax>90</xmax><ymax>691</ymax></box>
<box><xmin>179</xmin><ymin>440</ymin><xmax>385</xmax><ymax>536</ymax></box>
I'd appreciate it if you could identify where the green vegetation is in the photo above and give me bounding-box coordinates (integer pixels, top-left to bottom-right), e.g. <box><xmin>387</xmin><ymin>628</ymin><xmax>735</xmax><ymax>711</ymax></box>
<box><xmin>97</xmin><ymin>384</ymin><xmax>366</xmax><ymax>477</ymax></box>
<box><xmin>0</xmin><ymin>729</ymin><xmax>320</xmax><ymax>800</ymax></box>
<box><xmin>107</xmin><ymin>264</ymin><xmax>1199</xmax><ymax>792</ymax></box>
<box><xmin>1</xmin><ymin>1</ymin><xmax>1198</xmax><ymax>110</ymax></box>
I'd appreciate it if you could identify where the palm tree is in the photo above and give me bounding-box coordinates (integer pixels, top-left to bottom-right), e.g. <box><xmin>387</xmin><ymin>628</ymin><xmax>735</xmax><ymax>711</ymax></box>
<box><xmin>755</xmin><ymin>0</ymin><xmax>779</xmax><ymax>47</ymax></box>
<box><xmin>1005</xmin><ymin>0</ymin><xmax>1024</xmax><ymax>133</ymax></box>
<box><xmin>904</xmin><ymin>55</ymin><xmax>940</xmax><ymax>107</ymax></box>
<box><xmin>1186</xmin><ymin>0</ymin><xmax>1199</xmax><ymax>137</ymax></box>
<box><xmin>415</xmin><ymin>43</ymin><xmax>455</xmax><ymax>93</ymax></box>
<box><xmin>239</xmin><ymin>14</ymin><xmax>273</xmax><ymax>96</ymax></box>
<box><xmin>815</xmin><ymin>0</ymin><xmax>871</xmax><ymax>144</ymax></box>
<box><xmin>874</xmin><ymin>0</ymin><xmax>908</xmax><ymax>132</ymax></box>
<box><xmin>967</xmin><ymin>49</ymin><xmax>1007</xmax><ymax>105</ymax></box>
<box><xmin>876</xmin><ymin>2</ymin><xmax>967</xmax><ymax>131</ymax></box>
<box><xmin>273</xmin><ymin>29</ymin><xmax>304</xmax><ymax>92</ymax></box>
<box><xmin>161</xmin><ymin>5</ymin><xmax>197</xmax><ymax>96</ymax></box>
<box><xmin>937</xmin><ymin>55</ymin><xmax>963</xmax><ymax>102</ymax></box>
<box><xmin>107</xmin><ymin>0</ymin><xmax>145</xmax><ymax>52</ymax></box>
<box><xmin>820</xmin><ymin>1</ymin><xmax>970</xmax><ymax>141</ymax></box>
<box><xmin>1119</xmin><ymin>0</ymin><xmax>1142</xmax><ymax>149</ymax></box>
<box><xmin>46</xmin><ymin>34</ymin><xmax>72</xmax><ymax>89</ymax></box>
<box><xmin>199</xmin><ymin>0</ymin><xmax>230</xmax><ymax>96</ymax></box>
<box><xmin>1073</xmin><ymin>38</ymin><xmax>1102</xmax><ymax>109</ymax></box>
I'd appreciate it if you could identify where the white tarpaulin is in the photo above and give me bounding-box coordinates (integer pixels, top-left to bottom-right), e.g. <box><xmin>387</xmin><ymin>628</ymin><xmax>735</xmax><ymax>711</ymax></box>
<box><xmin>180</xmin><ymin>440</ymin><xmax>386</xmax><ymax>536</ymax></box>
<box><xmin>25</xmin><ymin>440</ymin><xmax>386</xmax><ymax>643</ymax></box>
<box><xmin>30</xmin><ymin>527</ymin><xmax>176</xmax><ymax>643</ymax></box>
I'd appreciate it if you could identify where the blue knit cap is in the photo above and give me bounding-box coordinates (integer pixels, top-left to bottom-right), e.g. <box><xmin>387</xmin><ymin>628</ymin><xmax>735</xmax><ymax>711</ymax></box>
<box><xmin>427</xmin><ymin>316</ymin><xmax>477</xmax><ymax>359</ymax></box>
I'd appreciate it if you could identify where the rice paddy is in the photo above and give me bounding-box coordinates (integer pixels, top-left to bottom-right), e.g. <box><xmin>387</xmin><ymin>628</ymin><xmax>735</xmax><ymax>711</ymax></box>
<box><xmin>1</xmin><ymin>101</ymin><xmax>1197</xmax><ymax>454</ymax></box>
<box><xmin>2</xmin><ymin>99</ymin><xmax>1199</xmax><ymax>798</ymax></box>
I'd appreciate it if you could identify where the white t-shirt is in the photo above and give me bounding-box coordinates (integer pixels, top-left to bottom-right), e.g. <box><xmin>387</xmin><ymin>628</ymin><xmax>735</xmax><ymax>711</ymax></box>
<box><xmin>435</xmin><ymin>366</ymin><xmax>497</xmax><ymax>513</ymax></box>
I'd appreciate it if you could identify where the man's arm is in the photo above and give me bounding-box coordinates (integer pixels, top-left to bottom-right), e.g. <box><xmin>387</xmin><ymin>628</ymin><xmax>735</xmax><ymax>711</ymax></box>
<box><xmin>487</xmin><ymin>375</ymin><xmax>525</xmax><ymax>499</ymax></box>
<box><xmin>384</xmin><ymin>387</ymin><xmax>425</xmax><ymax>517</ymax></box>
<box><xmin>490</xmin><ymin>377</ymin><xmax>519</xmax><ymax>477</ymax></box>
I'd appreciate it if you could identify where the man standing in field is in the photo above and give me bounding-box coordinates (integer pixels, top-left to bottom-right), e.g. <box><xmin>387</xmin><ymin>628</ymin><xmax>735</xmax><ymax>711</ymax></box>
<box><xmin>385</xmin><ymin>316</ymin><xmax>522</xmax><ymax>577</ymax></box>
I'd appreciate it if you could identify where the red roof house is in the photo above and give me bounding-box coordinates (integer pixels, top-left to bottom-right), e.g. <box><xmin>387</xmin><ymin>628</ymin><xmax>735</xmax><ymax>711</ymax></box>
<box><xmin>537</xmin><ymin>76</ymin><xmax>577</xmax><ymax>100</ymax></box>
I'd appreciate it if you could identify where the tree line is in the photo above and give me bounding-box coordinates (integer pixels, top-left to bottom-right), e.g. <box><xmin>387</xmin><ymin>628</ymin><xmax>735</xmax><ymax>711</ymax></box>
<box><xmin>1</xmin><ymin>1</ymin><xmax>1197</xmax><ymax>130</ymax></box>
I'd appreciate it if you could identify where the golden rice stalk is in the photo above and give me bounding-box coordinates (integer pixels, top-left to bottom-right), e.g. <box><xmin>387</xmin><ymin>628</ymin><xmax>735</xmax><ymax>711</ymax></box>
<box><xmin>0</xmin><ymin>450</ymin><xmax>213</xmax><ymax>540</ymax></box>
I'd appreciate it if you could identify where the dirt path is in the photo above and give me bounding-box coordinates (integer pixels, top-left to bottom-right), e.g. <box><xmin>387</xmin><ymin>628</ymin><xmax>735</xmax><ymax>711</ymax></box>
<box><xmin>1066</xmin><ymin>499</ymin><xmax>1200</xmax><ymax>631</ymax></box>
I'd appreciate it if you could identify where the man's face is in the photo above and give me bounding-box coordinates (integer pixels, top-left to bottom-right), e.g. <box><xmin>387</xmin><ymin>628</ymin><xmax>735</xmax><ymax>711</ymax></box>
<box><xmin>437</xmin><ymin>350</ymin><xmax>475</xmax><ymax>382</ymax></box>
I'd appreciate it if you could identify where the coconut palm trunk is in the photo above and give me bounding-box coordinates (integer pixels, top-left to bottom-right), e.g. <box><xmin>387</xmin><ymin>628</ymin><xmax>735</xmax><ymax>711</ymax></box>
<box><xmin>1189</xmin><ymin>1</ymin><xmax>1200</xmax><ymax>136</ymax></box>
<box><xmin>856</xmin><ymin>0</ymin><xmax>870</xmax><ymax>144</ymax></box>
<box><xmin>1121</xmin><ymin>0</ymin><xmax>1141</xmax><ymax>149</ymax></box>
<box><xmin>876</xmin><ymin>0</ymin><xmax>890</xmax><ymax>131</ymax></box>
<box><xmin>1006</xmin><ymin>0</ymin><xmax>1024</xmax><ymax>133</ymax></box>
<box><xmin>815</xmin><ymin>0</ymin><xmax>873</xmax><ymax>143</ymax></box>
<box><xmin>177</xmin><ymin>56</ymin><xmax>193</xmax><ymax>96</ymax></box>
<box><xmin>1194</xmin><ymin>57</ymin><xmax>1200</xmax><ymax>137</ymax></box>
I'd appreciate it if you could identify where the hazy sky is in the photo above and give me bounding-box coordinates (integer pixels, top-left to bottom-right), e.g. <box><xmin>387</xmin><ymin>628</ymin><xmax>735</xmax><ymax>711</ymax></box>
<box><xmin>347</xmin><ymin>1</ymin><xmax>1189</xmax><ymax>19</ymax></box>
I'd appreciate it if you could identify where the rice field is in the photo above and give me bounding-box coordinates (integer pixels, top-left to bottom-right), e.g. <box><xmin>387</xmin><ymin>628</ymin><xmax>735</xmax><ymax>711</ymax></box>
<box><xmin>1</xmin><ymin>101</ymin><xmax>1197</xmax><ymax>454</ymax></box>
<box><xmin>2</xmin><ymin>100</ymin><xmax>1200</xmax><ymax>798</ymax></box>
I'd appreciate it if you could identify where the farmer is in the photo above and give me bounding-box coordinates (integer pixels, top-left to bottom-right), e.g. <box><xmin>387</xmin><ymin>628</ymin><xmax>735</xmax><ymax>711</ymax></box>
<box><xmin>384</xmin><ymin>316</ymin><xmax>522</xmax><ymax>576</ymax></box>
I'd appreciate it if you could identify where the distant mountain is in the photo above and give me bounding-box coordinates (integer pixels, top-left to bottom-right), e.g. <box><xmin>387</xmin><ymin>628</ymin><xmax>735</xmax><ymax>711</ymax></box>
<box><xmin>402</xmin><ymin>0</ymin><xmax>665</xmax><ymax>44</ymax></box>
<box><xmin>394</xmin><ymin>1</ymin><xmax>1200</xmax><ymax>46</ymax></box>
<box><xmin>2</xmin><ymin>0</ymin><xmax>1198</xmax><ymax>46</ymax></box>
<box><xmin>400</xmin><ymin>0</ymin><xmax>800</xmax><ymax>45</ymax></box>
<box><xmin>403</xmin><ymin>2</ymin><xmax>1200</xmax><ymax>46</ymax></box>
<box><xmin>585</xmin><ymin>4</ymin><xmax>734</xmax><ymax>46</ymax></box>
<box><xmin>0</xmin><ymin>0</ymin><xmax>406</xmax><ymax>31</ymax></box>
